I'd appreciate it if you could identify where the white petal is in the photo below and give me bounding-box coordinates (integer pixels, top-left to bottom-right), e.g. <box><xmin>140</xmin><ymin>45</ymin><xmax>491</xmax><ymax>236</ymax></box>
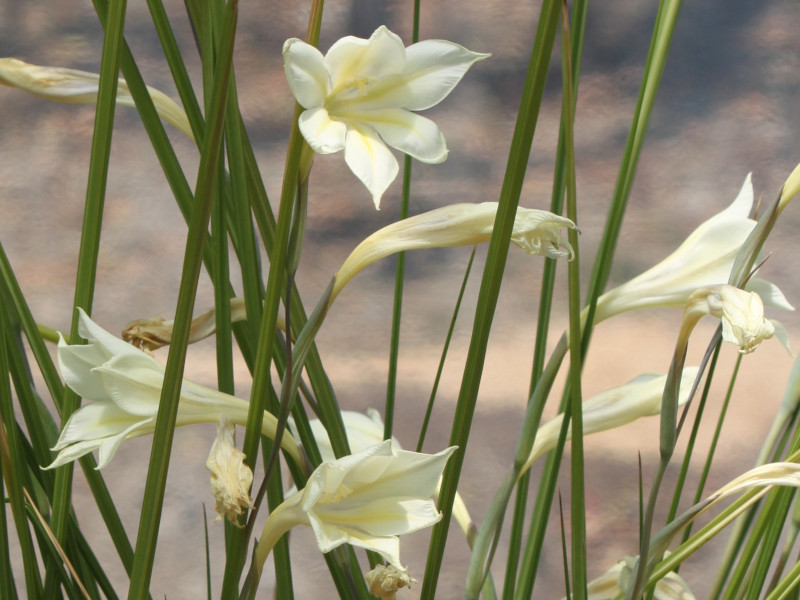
<box><xmin>282</xmin><ymin>38</ymin><xmax>330</xmax><ymax>108</ymax></box>
<box><xmin>51</xmin><ymin>402</ymin><xmax>136</xmax><ymax>450</ymax></box>
<box><xmin>76</xmin><ymin>308</ymin><xmax>146</xmax><ymax>359</ymax></box>
<box><xmin>95</xmin><ymin>419</ymin><xmax>155</xmax><ymax>468</ymax></box>
<box><xmin>717</xmin><ymin>173</ymin><xmax>754</xmax><ymax>221</ymax></box>
<box><xmin>403</xmin><ymin>40</ymin><xmax>490</xmax><ymax>111</ymax></box>
<box><xmin>307</xmin><ymin>510</ymin><xmax>403</xmax><ymax>566</ymax></box>
<box><xmin>94</xmin><ymin>353</ymin><xmax>166</xmax><ymax>416</ymax></box>
<box><xmin>357</xmin><ymin>108</ymin><xmax>448</xmax><ymax>164</ymax></box>
<box><xmin>344</xmin><ymin>124</ymin><xmax>399</xmax><ymax>209</ymax></box>
<box><xmin>326</xmin><ymin>26</ymin><xmax>406</xmax><ymax>86</ymax></box>
<box><xmin>746</xmin><ymin>278</ymin><xmax>795</xmax><ymax>311</ymax></box>
<box><xmin>57</xmin><ymin>336</ymin><xmax>109</xmax><ymax>401</ymax></box>
<box><xmin>298</xmin><ymin>107</ymin><xmax>346</xmax><ymax>154</ymax></box>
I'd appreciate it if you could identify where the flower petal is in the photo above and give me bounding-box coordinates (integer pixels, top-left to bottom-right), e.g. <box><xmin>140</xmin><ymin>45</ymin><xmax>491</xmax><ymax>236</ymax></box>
<box><xmin>344</xmin><ymin>124</ymin><xmax>399</xmax><ymax>209</ymax></box>
<box><xmin>298</xmin><ymin>107</ymin><xmax>346</xmax><ymax>154</ymax></box>
<box><xmin>94</xmin><ymin>353</ymin><xmax>168</xmax><ymax>416</ymax></box>
<box><xmin>326</xmin><ymin>26</ymin><xmax>406</xmax><ymax>86</ymax></box>
<box><xmin>76</xmin><ymin>308</ymin><xmax>146</xmax><ymax>359</ymax></box>
<box><xmin>746</xmin><ymin>278</ymin><xmax>795</xmax><ymax>311</ymax></box>
<box><xmin>282</xmin><ymin>38</ymin><xmax>330</xmax><ymax>108</ymax></box>
<box><xmin>57</xmin><ymin>336</ymin><xmax>110</xmax><ymax>401</ymax></box>
<box><xmin>51</xmin><ymin>401</ymin><xmax>140</xmax><ymax>450</ymax></box>
<box><xmin>402</xmin><ymin>40</ymin><xmax>490</xmax><ymax>111</ymax></box>
<box><xmin>356</xmin><ymin>108</ymin><xmax>448</xmax><ymax>164</ymax></box>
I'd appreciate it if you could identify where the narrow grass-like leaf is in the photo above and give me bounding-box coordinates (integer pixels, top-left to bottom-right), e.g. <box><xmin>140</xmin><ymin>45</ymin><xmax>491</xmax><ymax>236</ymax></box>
<box><xmin>416</xmin><ymin>248</ymin><xmax>476</xmax><ymax>452</ymax></box>
<box><xmin>127</xmin><ymin>2</ymin><xmax>238</xmax><ymax>597</ymax></box>
<box><xmin>48</xmin><ymin>1</ymin><xmax>129</xmax><ymax>596</ymax></box>
<box><xmin>442</xmin><ymin>6</ymin><xmax>563</xmax><ymax>595</ymax></box>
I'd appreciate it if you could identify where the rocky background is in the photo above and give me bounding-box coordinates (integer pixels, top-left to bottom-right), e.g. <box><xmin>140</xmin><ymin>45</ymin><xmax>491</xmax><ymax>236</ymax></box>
<box><xmin>2</xmin><ymin>1</ymin><xmax>800</xmax><ymax>597</ymax></box>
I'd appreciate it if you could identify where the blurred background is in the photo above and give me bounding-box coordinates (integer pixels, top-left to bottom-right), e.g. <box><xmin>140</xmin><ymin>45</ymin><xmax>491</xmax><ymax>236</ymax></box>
<box><xmin>2</xmin><ymin>0</ymin><xmax>800</xmax><ymax>597</ymax></box>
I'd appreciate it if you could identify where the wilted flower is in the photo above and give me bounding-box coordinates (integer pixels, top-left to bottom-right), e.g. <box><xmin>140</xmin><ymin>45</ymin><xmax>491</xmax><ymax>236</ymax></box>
<box><xmin>682</xmin><ymin>285</ymin><xmax>786</xmax><ymax>354</ymax></box>
<box><xmin>206</xmin><ymin>416</ymin><xmax>253</xmax><ymax>525</ymax></box>
<box><xmin>255</xmin><ymin>440</ymin><xmax>456</xmax><ymax>572</ymax></box>
<box><xmin>0</xmin><ymin>57</ymin><xmax>193</xmax><ymax>140</ymax></box>
<box><xmin>592</xmin><ymin>175</ymin><xmax>792</xmax><ymax>325</ymax></box>
<box><xmin>332</xmin><ymin>202</ymin><xmax>576</xmax><ymax>304</ymax></box>
<box><xmin>283</xmin><ymin>26</ymin><xmax>488</xmax><ymax>207</ymax></box>
<box><xmin>522</xmin><ymin>368</ymin><xmax>699</xmax><ymax>475</ymax></box>
<box><xmin>567</xmin><ymin>556</ymin><xmax>695</xmax><ymax>600</ymax></box>
<box><xmin>365</xmin><ymin>564</ymin><xmax>416</xmax><ymax>599</ymax></box>
<box><xmin>46</xmin><ymin>309</ymin><xmax>301</xmax><ymax>469</ymax></box>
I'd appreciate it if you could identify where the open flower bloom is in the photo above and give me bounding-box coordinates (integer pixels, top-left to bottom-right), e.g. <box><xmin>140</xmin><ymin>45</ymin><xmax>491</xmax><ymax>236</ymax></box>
<box><xmin>45</xmin><ymin>309</ymin><xmax>301</xmax><ymax>469</ymax></box>
<box><xmin>681</xmin><ymin>285</ymin><xmax>787</xmax><ymax>354</ymax></box>
<box><xmin>522</xmin><ymin>368</ymin><xmax>699</xmax><ymax>475</ymax></box>
<box><xmin>592</xmin><ymin>175</ymin><xmax>793</xmax><ymax>325</ymax></box>
<box><xmin>206</xmin><ymin>416</ymin><xmax>254</xmax><ymax>525</ymax></box>
<box><xmin>283</xmin><ymin>25</ymin><xmax>489</xmax><ymax>207</ymax></box>
<box><xmin>255</xmin><ymin>440</ymin><xmax>456</xmax><ymax>571</ymax></box>
<box><xmin>567</xmin><ymin>555</ymin><xmax>695</xmax><ymax>600</ymax></box>
<box><xmin>0</xmin><ymin>58</ymin><xmax>193</xmax><ymax>140</ymax></box>
<box><xmin>332</xmin><ymin>202</ymin><xmax>576</xmax><ymax>304</ymax></box>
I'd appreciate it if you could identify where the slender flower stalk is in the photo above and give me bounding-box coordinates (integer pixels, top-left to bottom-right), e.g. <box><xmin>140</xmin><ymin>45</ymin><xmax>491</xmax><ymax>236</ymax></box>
<box><xmin>253</xmin><ymin>440</ymin><xmax>455</xmax><ymax>580</ymax></box>
<box><xmin>283</xmin><ymin>26</ymin><xmax>489</xmax><ymax>207</ymax></box>
<box><xmin>0</xmin><ymin>57</ymin><xmax>193</xmax><ymax>140</ymax></box>
<box><xmin>522</xmin><ymin>368</ymin><xmax>700</xmax><ymax>476</ymax></box>
<box><xmin>591</xmin><ymin>175</ymin><xmax>793</xmax><ymax>326</ymax></box>
<box><xmin>45</xmin><ymin>309</ymin><xmax>301</xmax><ymax>469</ymax></box>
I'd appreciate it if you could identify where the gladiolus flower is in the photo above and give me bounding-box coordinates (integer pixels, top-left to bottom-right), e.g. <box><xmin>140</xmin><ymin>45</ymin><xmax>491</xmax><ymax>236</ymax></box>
<box><xmin>592</xmin><ymin>175</ymin><xmax>792</xmax><ymax>325</ymax></box>
<box><xmin>681</xmin><ymin>285</ymin><xmax>786</xmax><ymax>355</ymax></box>
<box><xmin>254</xmin><ymin>440</ymin><xmax>455</xmax><ymax>571</ymax></box>
<box><xmin>522</xmin><ymin>368</ymin><xmax>699</xmax><ymax>475</ymax></box>
<box><xmin>45</xmin><ymin>309</ymin><xmax>301</xmax><ymax>469</ymax></box>
<box><xmin>332</xmin><ymin>202</ymin><xmax>576</xmax><ymax>304</ymax></box>
<box><xmin>0</xmin><ymin>57</ymin><xmax>193</xmax><ymax>140</ymax></box>
<box><xmin>283</xmin><ymin>26</ymin><xmax>489</xmax><ymax>207</ymax></box>
<box><xmin>568</xmin><ymin>556</ymin><xmax>695</xmax><ymax>600</ymax></box>
<box><xmin>206</xmin><ymin>416</ymin><xmax>253</xmax><ymax>525</ymax></box>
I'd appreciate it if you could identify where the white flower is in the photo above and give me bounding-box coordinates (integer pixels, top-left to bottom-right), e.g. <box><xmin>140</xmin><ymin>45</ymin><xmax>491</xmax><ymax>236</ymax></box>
<box><xmin>332</xmin><ymin>202</ymin><xmax>576</xmax><ymax>304</ymax></box>
<box><xmin>0</xmin><ymin>58</ymin><xmax>193</xmax><ymax>140</ymax></box>
<box><xmin>256</xmin><ymin>440</ymin><xmax>455</xmax><ymax>569</ymax></box>
<box><xmin>46</xmin><ymin>309</ymin><xmax>301</xmax><ymax>469</ymax></box>
<box><xmin>593</xmin><ymin>175</ymin><xmax>793</xmax><ymax>324</ymax></box>
<box><xmin>568</xmin><ymin>556</ymin><xmax>695</xmax><ymax>600</ymax></box>
<box><xmin>523</xmin><ymin>368</ymin><xmax>699</xmax><ymax>475</ymax></box>
<box><xmin>297</xmin><ymin>409</ymin><xmax>477</xmax><ymax>547</ymax></box>
<box><xmin>283</xmin><ymin>26</ymin><xmax>489</xmax><ymax>208</ymax></box>
<box><xmin>685</xmin><ymin>285</ymin><xmax>785</xmax><ymax>354</ymax></box>
<box><xmin>206</xmin><ymin>416</ymin><xmax>253</xmax><ymax>525</ymax></box>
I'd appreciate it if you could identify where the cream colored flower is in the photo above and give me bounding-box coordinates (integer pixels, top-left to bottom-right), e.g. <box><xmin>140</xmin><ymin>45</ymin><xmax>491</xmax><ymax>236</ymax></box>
<box><xmin>522</xmin><ymin>368</ymin><xmax>699</xmax><ymax>475</ymax></box>
<box><xmin>0</xmin><ymin>57</ymin><xmax>193</xmax><ymax>140</ymax></box>
<box><xmin>255</xmin><ymin>440</ymin><xmax>455</xmax><ymax>570</ymax></box>
<box><xmin>332</xmin><ymin>202</ymin><xmax>576</xmax><ymax>304</ymax></box>
<box><xmin>684</xmin><ymin>285</ymin><xmax>785</xmax><ymax>354</ymax></box>
<box><xmin>365</xmin><ymin>564</ymin><xmax>416</xmax><ymax>599</ymax></box>
<box><xmin>779</xmin><ymin>161</ymin><xmax>800</xmax><ymax>214</ymax></box>
<box><xmin>206</xmin><ymin>416</ymin><xmax>253</xmax><ymax>525</ymax></box>
<box><xmin>592</xmin><ymin>175</ymin><xmax>792</xmax><ymax>324</ymax></box>
<box><xmin>568</xmin><ymin>556</ymin><xmax>695</xmax><ymax>600</ymax></box>
<box><xmin>299</xmin><ymin>409</ymin><xmax>476</xmax><ymax>543</ymax></box>
<box><xmin>46</xmin><ymin>309</ymin><xmax>301</xmax><ymax>469</ymax></box>
<box><xmin>283</xmin><ymin>26</ymin><xmax>488</xmax><ymax>207</ymax></box>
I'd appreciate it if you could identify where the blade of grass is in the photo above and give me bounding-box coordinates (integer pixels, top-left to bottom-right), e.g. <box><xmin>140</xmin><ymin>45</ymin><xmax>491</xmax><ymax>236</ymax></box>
<box><xmin>425</xmin><ymin>1</ymin><xmax>562</xmax><ymax>597</ymax></box>
<box><xmin>48</xmin><ymin>0</ymin><xmax>129</xmax><ymax>596</ymax></box>
<box><xmin>559</xmin><ymin>4</ymin><xmax>588</xmax><ymax>597</ymax></box>
<box><xmin>126</xmin><ymin>2</ymin><xmax>238</xmax><ymax>597</ymax></box>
